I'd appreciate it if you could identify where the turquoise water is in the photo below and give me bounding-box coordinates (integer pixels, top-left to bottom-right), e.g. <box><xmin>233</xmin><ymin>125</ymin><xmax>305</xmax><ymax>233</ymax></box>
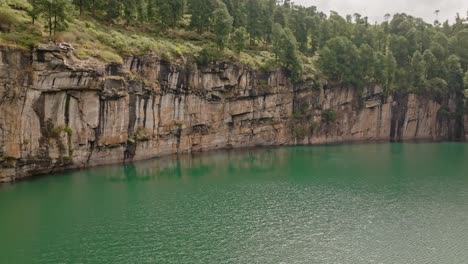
<box><xmin>0</xmin><ymin>143</ymin><xmax>467</xmax><ymax>263</ymax></box>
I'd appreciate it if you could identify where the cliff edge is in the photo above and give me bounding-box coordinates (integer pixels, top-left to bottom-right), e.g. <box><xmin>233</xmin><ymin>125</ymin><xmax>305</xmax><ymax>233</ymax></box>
<box><xmin>0</xmin><ymin>46</ymin><xmax>465</xmax><ymax>182</ymax></box>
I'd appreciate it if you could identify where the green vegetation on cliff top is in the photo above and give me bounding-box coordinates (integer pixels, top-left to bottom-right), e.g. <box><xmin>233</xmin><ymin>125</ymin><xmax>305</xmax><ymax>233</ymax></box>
<box><xmin>1</xmin><ymin>0</ymin><xmax>468</xmax><ymax>96</ymax></box>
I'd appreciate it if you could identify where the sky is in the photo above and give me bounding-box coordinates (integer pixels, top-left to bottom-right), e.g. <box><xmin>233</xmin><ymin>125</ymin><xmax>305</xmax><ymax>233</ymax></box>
<box><xmin>294</xmin><ymin>0</ymin><xmax>468</xmax><ymax>23</ymax></box>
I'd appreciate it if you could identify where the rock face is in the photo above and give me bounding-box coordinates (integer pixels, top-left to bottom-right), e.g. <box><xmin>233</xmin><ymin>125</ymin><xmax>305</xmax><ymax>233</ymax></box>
<box><xmin>0</xmin><ymin>46</ymin><xmax>464</xmax><ymax>182</ymax></box>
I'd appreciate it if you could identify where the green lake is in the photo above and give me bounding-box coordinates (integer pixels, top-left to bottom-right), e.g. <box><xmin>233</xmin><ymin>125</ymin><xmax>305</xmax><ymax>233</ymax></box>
<box><xmin>0</xmin><ymin>143</ymin><xmax>467</xmax><ymax>263</ymax></box>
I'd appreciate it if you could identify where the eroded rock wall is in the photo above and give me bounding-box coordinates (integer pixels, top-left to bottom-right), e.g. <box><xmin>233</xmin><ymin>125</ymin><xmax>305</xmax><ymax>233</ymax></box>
<box><xmin>0</xmin><ymin>46</ymin><xmax>462</xmax><ymax>182</ymax></box>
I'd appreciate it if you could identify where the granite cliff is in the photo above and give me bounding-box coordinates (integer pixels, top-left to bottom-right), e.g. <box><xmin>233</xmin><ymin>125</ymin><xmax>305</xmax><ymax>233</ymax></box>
<box><xmin>0</xmin><ymin>46</ymin><xmax>465</xmax><ymax>182</ymax></box>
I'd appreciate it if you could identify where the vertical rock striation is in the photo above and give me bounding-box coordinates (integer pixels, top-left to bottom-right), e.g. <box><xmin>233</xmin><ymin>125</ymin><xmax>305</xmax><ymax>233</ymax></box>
<box><xmin>0</xmin><ymin>46</ymin><xmax>464</xmax><ymax>182</ymax></box>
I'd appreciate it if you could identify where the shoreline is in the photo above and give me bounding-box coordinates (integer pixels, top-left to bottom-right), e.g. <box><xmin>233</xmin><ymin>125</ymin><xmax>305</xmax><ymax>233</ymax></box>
<box><xmin>2</xmin><ymin>139</ymin><xmax>464</xmax><ymax>185</ymax></box>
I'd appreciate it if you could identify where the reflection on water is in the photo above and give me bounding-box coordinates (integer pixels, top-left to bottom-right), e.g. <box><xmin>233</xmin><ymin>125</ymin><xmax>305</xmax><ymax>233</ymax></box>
<box><xmin>0</xmin><ymin>143</ymin><xmax>467</xmax><ymax>263</ymax></box>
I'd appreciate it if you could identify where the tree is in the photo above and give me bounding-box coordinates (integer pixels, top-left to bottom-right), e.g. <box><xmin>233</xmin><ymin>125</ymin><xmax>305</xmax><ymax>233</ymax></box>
<box><xmin>136</xmin><ymin>0</ymin><xmax>147</xmax><ymax>22</ymax></box>
<box><xmin>429</xmin><ymin>42</ymin><xmax>447</xmax><ymax>60</ymax></box>
<box><xmin>155</xmin><ymin>0</ymin><xmax>185</xmax><ymax>28</ymax></box>
<box><xmin>425</xmin><ymin>77</ymin><xmax>447</xmax><ymax>97</ymax></box>
<box><xmin>123</xmin><ymin>0</ymin><xmax>137</xmax><ymax>25</ymax></box>
<box><xmin>272</xmin><ymin>23</ymin><xmax>285</xmax><ymax>60</ymax></box>
<box><xmin>273</xmin><ymin>6</ymin><xmax>287</xmax><ymax>27</ymax></box>
<box><xmin>71</xmin><ymin>0</ymin><xmax>86</xmax><ymax>16</ymax></box>
<box><xmin>246</xmin><ymin>0</ymin><xmax>262</xmax><ymax>45</ymax></box>
<box><xmin>272</xmin><ymin>23</ymin><xmax>302</xmax><ymax>81</ymax></box>
<box><xmin>223</xmin><ymin>0</ymin><xmax>246</xmax><ymax>28</ymax></box>
<box><xmin>423</xmin><ymin>49</ymin><xmax>446</xmax><ymax>80</ymax></box>
<box><xmin>289</xmin><ymin>7</ymin><xmax>309</xmax><ymax>52</ymax></box>
<box><xmin>106</xmin><ymin>0</ymin><xmax>121</xmax><ymax>21</ymax></box>
<box><xmin>358</xmin><ymin>44</ymin><xmax>376</xmax><ymax>83</ymax></box>
<box><xmin>40</xmin><ymin>0</ymin><xmax>75</xmax><ymax>36</ymax></box>
<box><xmin>231</xmin><ymin>27</ymin><xmax>248</xmax><ymax>53</ymax></box>
<box><xmin>147</xmin><ymin>0</ymin><xmax>157</xmax><ymax>22</ymax></box>
<box><xmin>446</xmin><ymin>55</ymin><xmax>464</xmax><ymax>92</ymax></box>
<box><xmin>389</xmin><ymin>35</ymin><xmax>410</xmax><ymax>66</ymax></box>
<box><xmin>383</xmin><ymin>50</ymin><xmax>397</xmax><ymax>90</ymax></box>
<box><xmin>189</xmin><ymin>0</ymin><xmax>215</xmax><ymax>33</ymax></box>
<box><xmin>449</xmin><ymin>29</ymin><xmax>468</xmax><ymax>71</ymax></box>
<box><xmin>411</xmin><ymin>51</ymin><xmax>426</xmax><ymax>90</ymax></box>
<box><xmin>318</xmin><ymin>36</ymin><xmax>361</xmax><ymax>88</ymax></box>
<box><xmin>27</xmin><ymin>0</ymin><xmax>43</xmax><ymax>24</ymax></box>
<box><xmin>212</xmin><ymin>1</ymin><xmax>233</xmax><ymax>48</ymax></box>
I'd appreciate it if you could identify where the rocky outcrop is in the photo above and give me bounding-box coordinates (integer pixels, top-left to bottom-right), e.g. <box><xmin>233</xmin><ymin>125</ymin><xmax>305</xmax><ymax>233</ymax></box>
<box><xmin>0</xmin><ymin>45</ymin><xmax>463</xmax><ymax>182</ymax></box>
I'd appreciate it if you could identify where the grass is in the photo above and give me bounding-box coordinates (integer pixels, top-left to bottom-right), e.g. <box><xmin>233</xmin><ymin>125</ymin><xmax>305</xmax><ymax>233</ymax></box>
<box><xmin>0</xmin><ymin>2</ymin><xmax>44</xmax><ymax>49</ymax></box>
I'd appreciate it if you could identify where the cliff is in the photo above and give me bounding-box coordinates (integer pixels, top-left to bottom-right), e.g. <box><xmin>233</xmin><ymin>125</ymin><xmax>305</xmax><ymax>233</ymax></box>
<box><xmin>0</xmin><ymin>46</ymin><xmax>465</xmax><ymax>182</ymax></box>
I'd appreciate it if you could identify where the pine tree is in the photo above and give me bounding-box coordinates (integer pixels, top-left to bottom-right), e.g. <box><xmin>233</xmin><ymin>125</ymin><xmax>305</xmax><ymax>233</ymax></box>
<box><xmin>156</xmin><ymin>0</ymin><xmax>185</xmax><ymax>28</ymax></box>
<box><xmin>189</xmin><ymin>0</ymin><xmax>215</xmax><ymax>33</ymax></box>
<box><xmin>39</xmin><ymin>0</ymin><xmax>75</xmax><ymax>36</ymax></box>
<box><xmin>446</xmin><ymin>55</ymin><xmax>464</xmax><ymax>92</ymax></box>
<box><xmin>213</xmin><ymin>1</ymin><xmax>233</xmax><ymax>48</ymax></box>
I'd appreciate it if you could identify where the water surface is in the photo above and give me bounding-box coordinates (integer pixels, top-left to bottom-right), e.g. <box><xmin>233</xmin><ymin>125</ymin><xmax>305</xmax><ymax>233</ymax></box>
<box><xmin>1</xmin><ymin>143</ymin><xmax>467</xmax><ymax>263</ymax></box>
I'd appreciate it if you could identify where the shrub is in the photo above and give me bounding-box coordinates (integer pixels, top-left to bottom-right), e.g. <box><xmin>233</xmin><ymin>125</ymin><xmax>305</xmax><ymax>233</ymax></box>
<box><xmin>322</xmin><ymin>109</ymin><xmax>337</xmax><ymax>124</ymax></box>
<box><xmin>52</xmin><ymin>126</ymin><xmax>64</xmax><ymax>138</ymax></box>
<box><xmin>0</xmin><ymin>8</ymin><xmax>18</xmax><ymax>32</ymax></box>
<box><xmin>64</xmin><ymin>127</ymin><xmax>73</xmax><ymax>137</ymax></box>
<box><xmin>98</xmin><ymin>50</ymin><xmax>123</xmax><ymax>64</ymax></box>
<box><xmin>196</xmin><ymin>46</ymin><xmax>223</xmax><ymax>65</ymax></box>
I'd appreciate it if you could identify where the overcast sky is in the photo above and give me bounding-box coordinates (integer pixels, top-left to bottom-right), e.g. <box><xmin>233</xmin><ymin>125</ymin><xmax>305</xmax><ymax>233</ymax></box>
<box><xmin>294</xmin><ymin>0</ymin><xmax>468</xmax><ymax>23</ymax></box>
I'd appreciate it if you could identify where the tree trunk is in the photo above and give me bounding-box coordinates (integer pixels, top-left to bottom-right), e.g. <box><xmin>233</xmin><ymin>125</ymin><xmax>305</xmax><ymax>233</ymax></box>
<box><xmin>48</xmin><ymin>4</ymin><xmax>53</xmax><ymax>36</ymax></box>
<box><xmin>53</xmin><ymin>12</ymin><xmax>57</xmax><ymax>36</ymax></box>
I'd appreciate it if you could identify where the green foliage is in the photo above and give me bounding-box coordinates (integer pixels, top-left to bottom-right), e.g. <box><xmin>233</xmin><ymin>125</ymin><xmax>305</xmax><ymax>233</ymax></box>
<box><xmin>358</xmin><ymin>44</ymin><xmax>376</xmax><ymax>82</ymax></box>
<box><xmin>292</xmin><ymin>123</ymin><xmax>308</xmax><ymax>139</ymax></box>
<box><xmin>196</xmin><ymin>45</ymin><xmax>223</xmax><ymax>65</ymax></box>
<box><xmin>389</xmin><ymin>35</ymin><xmax>409</xmax><ymax>66</ymax></box>
<box><xmin>64</xmin><ymin>126</ymin><xmax>73</xmax><ymax>136</ymax></box>
<box><xmin>135</xmin><ymin>127</ymin><xmax>151</xmax><ymax>141</ymax></box>
<box><xmin>155</xmin><ymin>0</ymin><xmax>185</xmax><ymax>28</ymax></box>
<box><xmin>464</xmin><ymin>71</ymin><xmax>468</xmax><ymax>89</ymax></box>
<box><xmin>383</xmin><ymin>51</ymin><xmax>397</xmax><ymax>91</ymax></box>
<box><xmin>449</xmin><ymin>30</ymin><xmax>468</xmax><ymax>70</ymax></box>
<box><xmin>425</xmin><ymin>77</ymin><xmax>448</xmax><ymax>98</ymax></box>
<box><xmin>212</xmin><ymin>1</ymin><xmax>233</xmax><ymax>48</ymax></box>
<box><xmin>446</xmin><ymin>55</ymin><xmax>464</xmax><ymax>92</ymax></box>
<box><xmin>272</xmin><ymin>23</ymin><xmax>302</xmax><ymax>82</ymax></box>
<box><xmin>411</xmin><ymin>51</ymin><xmax>426</xmax><ymax>91</ymax></box>
<box><xmin>318</xmin><ymin>36</ymin><xmax>362</xmax><ymax>88</ymax></box>
<box><xmin>27</xmin><ymin>0</ymin><xmax>75</xmax><ymax>36</ymax></box>
<box><xmin>188</xmin><ymin>0</ymin><xmax>216</xmax><ymax>33</ymax></box>
<box><xmin>0</xmin><ymin>7</ymin><xmax>20</xmax><ymax>32</ymax></box>
<box><xmin>322</xmin><ymin>109</ymin><xmax>337</xmax><ymax>124</ymax></box>
<box><xmin>246</xmin><ymin>0</ymin><xmax>273</xmax><ymax>45</ymax></box>
<box><xmin>231</xmin><ymin>27</ymin><xmax>248</xmax><ymax>53</ymax></box>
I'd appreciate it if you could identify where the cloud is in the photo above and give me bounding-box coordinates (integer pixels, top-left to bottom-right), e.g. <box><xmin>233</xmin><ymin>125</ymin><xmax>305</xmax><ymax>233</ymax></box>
<box><xmin>293</xmin><ymin>0</ymin><xmax>468</xmax><ymax>23</ymax></box>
